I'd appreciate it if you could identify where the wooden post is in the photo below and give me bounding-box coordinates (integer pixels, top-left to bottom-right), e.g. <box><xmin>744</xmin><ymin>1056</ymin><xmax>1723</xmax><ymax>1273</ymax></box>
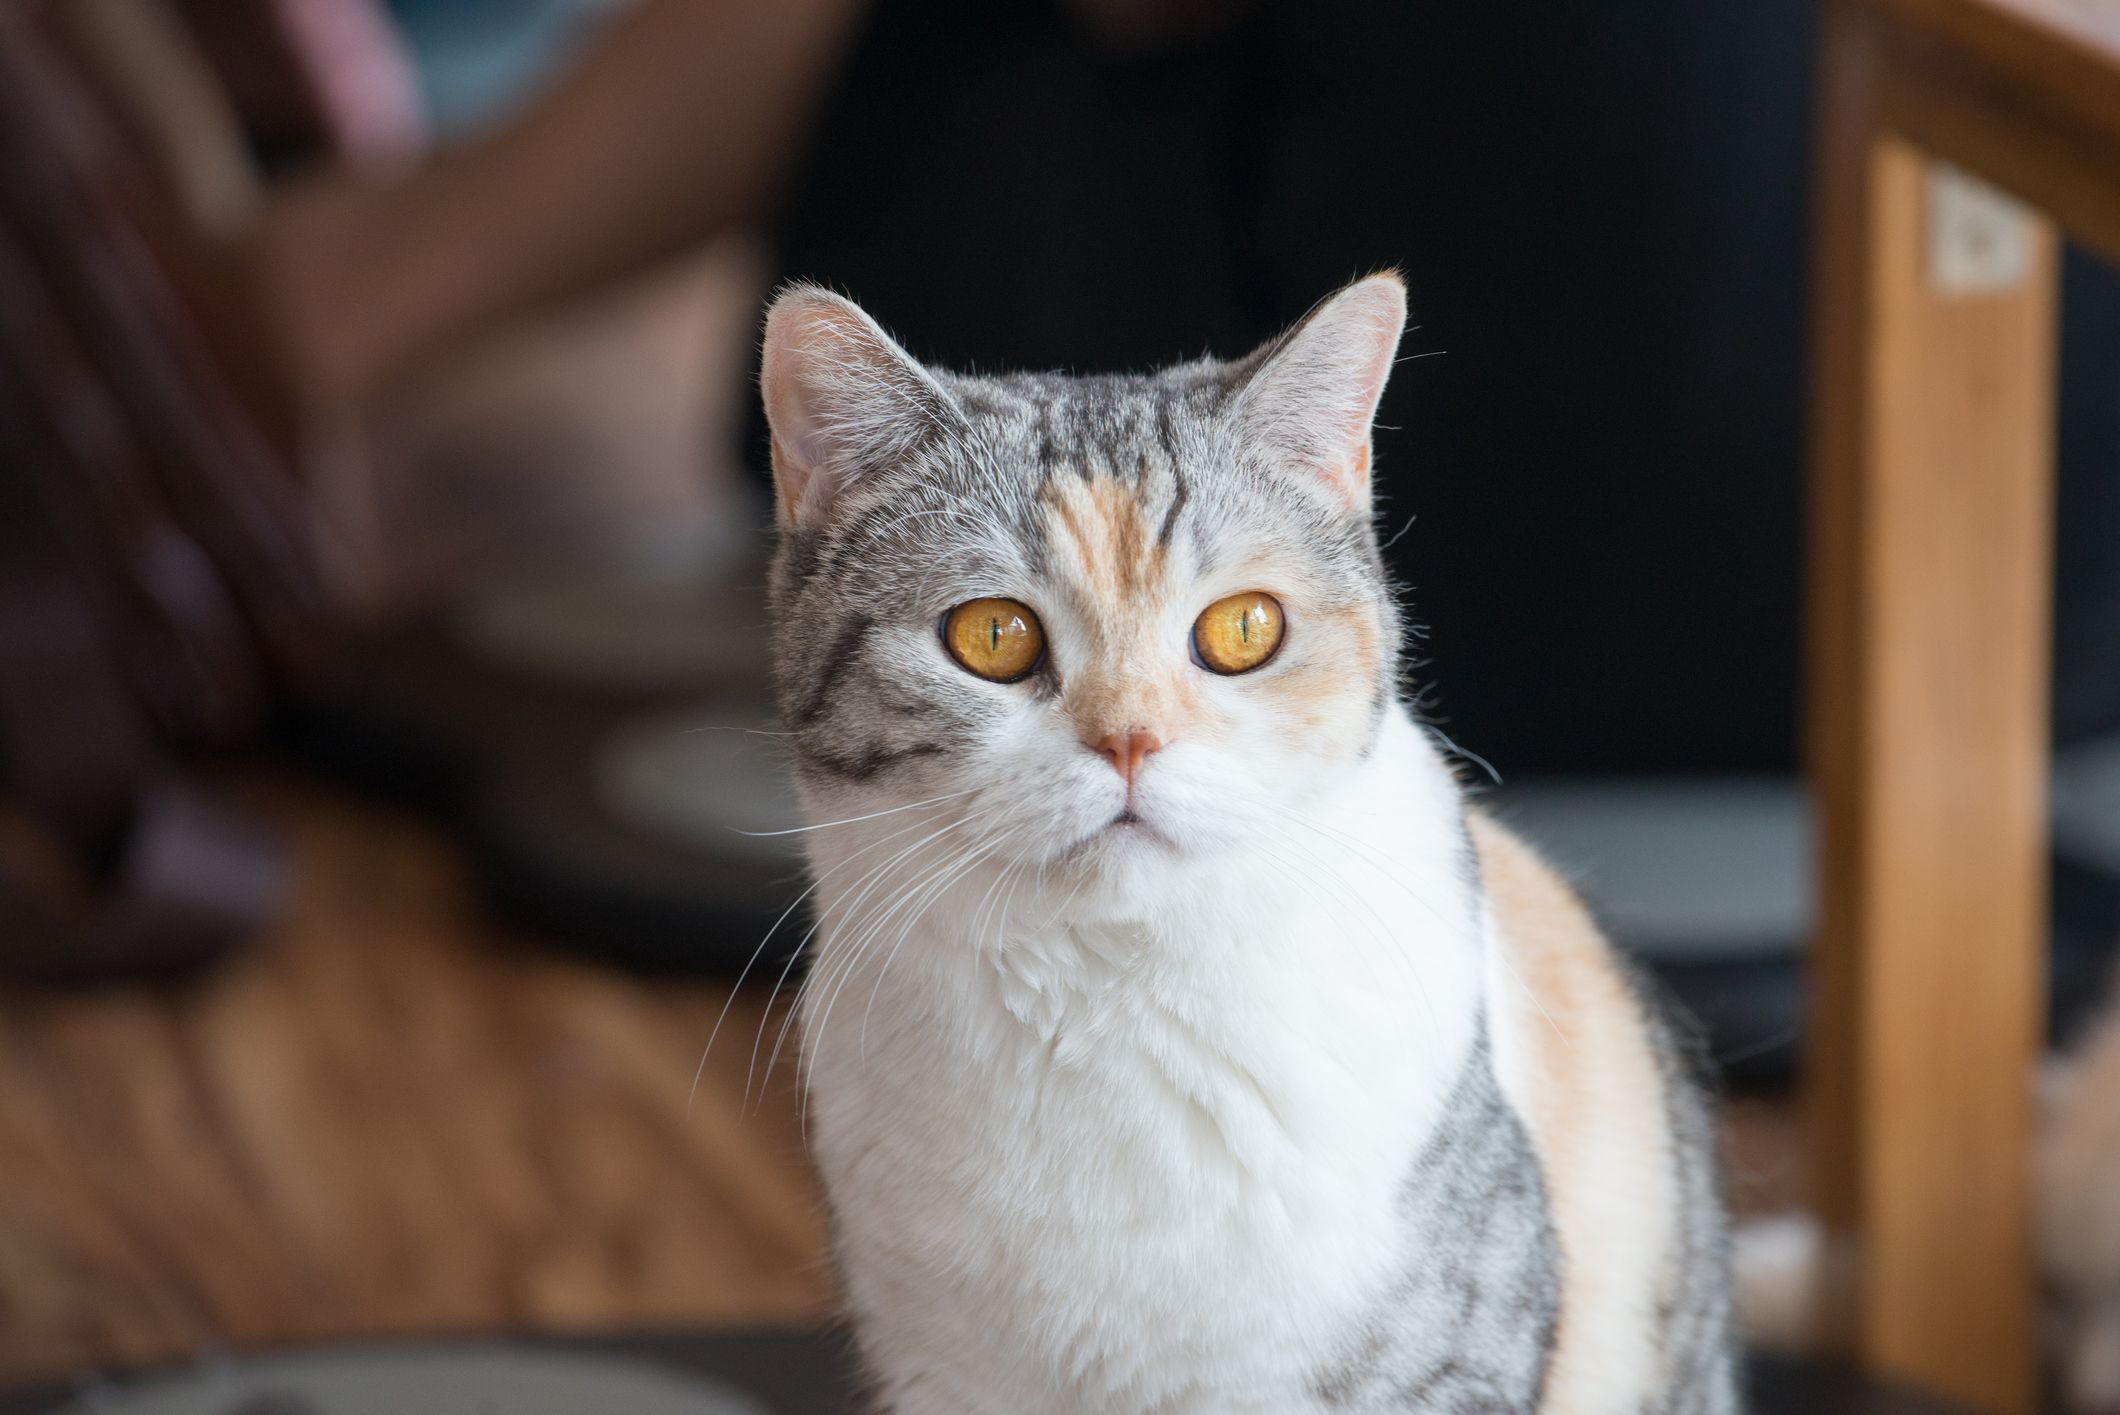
<box><xmin>1805</xmin><ymin>5</ymin><xmax>2058</xmax><ymax>1413</ymax></box>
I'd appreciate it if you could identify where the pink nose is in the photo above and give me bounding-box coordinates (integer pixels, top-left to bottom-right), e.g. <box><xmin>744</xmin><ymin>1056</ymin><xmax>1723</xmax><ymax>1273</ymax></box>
<box><xmin>1092</xmin><ymin>729</ymin><xmax>1163</xmax><ymax>787</ymax></box>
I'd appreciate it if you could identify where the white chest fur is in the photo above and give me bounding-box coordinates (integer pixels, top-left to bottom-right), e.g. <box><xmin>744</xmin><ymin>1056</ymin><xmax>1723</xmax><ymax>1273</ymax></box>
<box><xmin>800</xmin><ymin>713</ymin><xmax>1494</xmax><ymax>1415</ymax></box>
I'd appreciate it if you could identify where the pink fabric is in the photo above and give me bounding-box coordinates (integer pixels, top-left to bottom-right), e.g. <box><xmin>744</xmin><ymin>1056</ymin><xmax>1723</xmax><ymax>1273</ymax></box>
<box><xmin>273</xmin><ymin>0</ymin><xmax>425</xmax><ymax>164</ymax></box>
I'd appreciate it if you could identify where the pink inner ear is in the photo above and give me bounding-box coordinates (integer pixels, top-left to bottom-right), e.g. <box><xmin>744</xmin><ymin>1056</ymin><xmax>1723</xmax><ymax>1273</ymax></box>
<box><xmin>1240</xmin><ymin>276</ymin><xmax>1407</xmax><ymax>507</ymax></box>
<box><xmin>767</xmin><ymin>431</ymin><xmax>821</xmax><ymax>527</ymax></box>
<box><xmin>759</xmin><ymin>297</ymin><xmax>869</xmax><ymax>529</ymax></box>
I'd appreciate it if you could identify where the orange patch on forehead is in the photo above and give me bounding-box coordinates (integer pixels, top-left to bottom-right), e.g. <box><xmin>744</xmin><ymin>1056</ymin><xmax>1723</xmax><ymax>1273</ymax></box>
<box><xmin>1041</xmin><ymin>474</ymin><xmax>1208</xmax><ymax>743</ymax></box>
<box><xmin>1041</xmin><ymin>473</ymin><xmax>1167</xmax><ymax>602</ymax></box>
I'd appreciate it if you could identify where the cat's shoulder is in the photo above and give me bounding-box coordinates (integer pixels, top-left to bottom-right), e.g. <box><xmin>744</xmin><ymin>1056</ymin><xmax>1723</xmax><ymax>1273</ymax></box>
<box><xmin>1464</xmin><ymin>807</ymin><xmax>1612</xmax><ymax>1000</ymax></box>
<box><xmin>1467</xmin><ymin>806</ymin><xmax>1735</xmax><ymax>1412</ymax></box>
<box><xmin>1463</xmin><ymin>805</ymin><xmax>1671</xmax><ymax>1103</ymax></box>
<box><xmin>1463</xmin><ymin>805</ymin><xmax>1700</xmax><ymax>1094</ymax></box>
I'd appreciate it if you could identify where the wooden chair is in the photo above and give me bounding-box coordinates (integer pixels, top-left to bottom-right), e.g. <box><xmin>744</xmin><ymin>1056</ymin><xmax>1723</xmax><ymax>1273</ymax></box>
<box><xmin>1804</xmin><ymin>1</ymin><xmax>2120</xmax><ymax>1410</ymax></box>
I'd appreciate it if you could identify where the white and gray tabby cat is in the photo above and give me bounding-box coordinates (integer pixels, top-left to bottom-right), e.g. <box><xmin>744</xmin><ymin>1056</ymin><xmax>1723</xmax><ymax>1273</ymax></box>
<box><xmin>758</xmin><ymin>274</ymin><xmax>1739</xmax><ymax>1414</ymax></box>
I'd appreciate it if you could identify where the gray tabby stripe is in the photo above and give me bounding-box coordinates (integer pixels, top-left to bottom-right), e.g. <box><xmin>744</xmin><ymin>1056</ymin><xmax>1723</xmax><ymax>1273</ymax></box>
<box><xmin>1312</xmin><ymin>1030</ymin><xmax>1560</xmax><ymax>1411</ymax></box>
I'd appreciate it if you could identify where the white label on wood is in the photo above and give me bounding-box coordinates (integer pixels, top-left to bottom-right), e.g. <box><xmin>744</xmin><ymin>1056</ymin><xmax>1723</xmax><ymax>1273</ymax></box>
<box><xmin>1927</xmin><ymin>164</ymin><xmax>2033</xmax><ymax>295</ymax></box>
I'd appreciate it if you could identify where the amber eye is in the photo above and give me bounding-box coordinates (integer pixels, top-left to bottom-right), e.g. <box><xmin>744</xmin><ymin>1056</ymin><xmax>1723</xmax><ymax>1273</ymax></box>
<box><xmin>942</xmin><ymin>598</ymin><xmax>1046</xmax><ymax>682</ymax></box>
<box><xmin>1192</xmin><ymin>592</ymin><xmax>1285</xmax><ymax>675</ymax></box>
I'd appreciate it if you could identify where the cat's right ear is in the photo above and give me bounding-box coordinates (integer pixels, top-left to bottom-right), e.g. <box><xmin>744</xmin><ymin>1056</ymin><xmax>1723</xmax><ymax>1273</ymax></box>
<box><xmin>760</xmin><ymin>287</ymin><xmax>957</xmax><ymax>530</ymax></box>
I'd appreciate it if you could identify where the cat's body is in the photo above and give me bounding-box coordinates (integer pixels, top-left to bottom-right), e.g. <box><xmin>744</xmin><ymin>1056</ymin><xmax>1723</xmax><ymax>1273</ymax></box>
<box><xmin>760</xmin><ymin>276</ymin><xmax>1738</xmax><ymax>1414</ymax></box>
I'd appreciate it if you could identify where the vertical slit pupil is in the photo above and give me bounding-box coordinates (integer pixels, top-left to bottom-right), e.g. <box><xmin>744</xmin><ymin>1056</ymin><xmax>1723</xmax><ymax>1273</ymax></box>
<box><xmin>1240</xmin><ymin>608</ymin><xmax>1251</xmax><ymax>644</ymax></box>
<box><xmin>989</xmin><ymin>618</ymin><xmax>1001</xmax><ymax>654</ymax></box>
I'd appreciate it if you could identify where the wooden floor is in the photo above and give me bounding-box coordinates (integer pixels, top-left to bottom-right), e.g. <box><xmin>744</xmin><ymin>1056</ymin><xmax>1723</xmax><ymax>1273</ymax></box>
<box><xmin>0</xmin><ymin>775</ymin><xmax>832</xmax><ymax>1384</ymax></box>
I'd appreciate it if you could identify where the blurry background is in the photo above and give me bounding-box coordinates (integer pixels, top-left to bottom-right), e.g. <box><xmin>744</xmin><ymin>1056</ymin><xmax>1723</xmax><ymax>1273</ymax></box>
<box><xmin>1</xmin><ymin>0</ymin><xmax>2116</xmax><ymax>1409</ymax></box>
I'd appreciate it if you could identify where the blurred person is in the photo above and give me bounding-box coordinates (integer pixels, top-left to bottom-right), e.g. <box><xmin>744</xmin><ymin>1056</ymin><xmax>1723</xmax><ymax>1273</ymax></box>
<box><xmin>0</xmin><ymin>0</ymin><xmax>868</xmax><ymax>976</ymax></box>
<box><xmin>3</xmin><ymin>0</ymin><xmax>872</xmax><ymax>641</ymax></box>
<box><xmin>246</xmin><ymin>0</ymin><xmax>865</xmax><ymax>418</ymax></box>
<box><xmin>235</xmin><ymin>0</ymin><xmax>868</xmax><ymax>602</ymax></box>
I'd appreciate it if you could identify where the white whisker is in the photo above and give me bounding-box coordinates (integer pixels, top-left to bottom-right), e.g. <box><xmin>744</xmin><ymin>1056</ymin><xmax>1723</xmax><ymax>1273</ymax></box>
<box><xmin>731</xmin><ymin>786</ymin><xmax>981</xmax><ymax>837</ymax></box>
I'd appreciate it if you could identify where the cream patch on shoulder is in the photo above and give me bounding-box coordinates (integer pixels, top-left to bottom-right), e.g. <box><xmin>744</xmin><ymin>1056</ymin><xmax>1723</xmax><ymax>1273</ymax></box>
<box><xmin>1473</xmin><ymin>811</ymin><xmax>1682</xmax><ymax>1415</ymax></box>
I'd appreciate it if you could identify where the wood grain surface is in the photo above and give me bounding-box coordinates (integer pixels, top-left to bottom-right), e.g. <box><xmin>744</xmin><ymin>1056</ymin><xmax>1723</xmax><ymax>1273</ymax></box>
<box><xmin>0</xmin><ymin>774</ymin><xmax>832</xmax><ymax>1384</ymax></box>
<box><xmin>1806</xmin><ymin>4</ymin><xmax>2060</xmax><ymax>1408</ymax></box>
<box><xmin>1877</xmin><ymin>0</ymin><xmax>2120</xmax><ymax>154</ymax></box>
<box><xmin>1860</xmin><ymin>0</ymin><xmax>2120</xmax><ymax>267</ymax></box>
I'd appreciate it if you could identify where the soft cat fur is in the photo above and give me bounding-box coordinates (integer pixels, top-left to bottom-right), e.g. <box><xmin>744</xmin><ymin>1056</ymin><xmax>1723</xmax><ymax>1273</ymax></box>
<box><xmin>759</xmin><ymin>274</ymin><xmax>1738</xmax><ymax>1414</ymax></box>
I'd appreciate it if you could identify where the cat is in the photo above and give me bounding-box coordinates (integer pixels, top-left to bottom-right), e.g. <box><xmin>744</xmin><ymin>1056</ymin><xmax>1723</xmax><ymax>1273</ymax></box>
<box><xmin>759</xmin><ymin>274</ymin><xmax>1739</xmax><ymax>1414</ymax></box>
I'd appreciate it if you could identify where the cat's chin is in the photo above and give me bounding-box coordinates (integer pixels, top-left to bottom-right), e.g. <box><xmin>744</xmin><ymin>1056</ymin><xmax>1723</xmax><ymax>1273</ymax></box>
<box><xmin>1047</xmin><ymin>811</ymin><xmax>1187</xmax><ymax>892</ymax></box>
<box><xmin>1068</xmin><ymin>810</ymin><xmax>1175</xmax><ymax>858</ymax></box>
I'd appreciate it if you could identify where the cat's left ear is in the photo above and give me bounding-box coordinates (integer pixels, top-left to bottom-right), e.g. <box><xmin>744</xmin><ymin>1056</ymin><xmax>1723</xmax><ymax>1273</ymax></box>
<box><xmin>1232</xmin><ymin>274</ymin><xmax>1407</xmax><ymax>508</ymax></box>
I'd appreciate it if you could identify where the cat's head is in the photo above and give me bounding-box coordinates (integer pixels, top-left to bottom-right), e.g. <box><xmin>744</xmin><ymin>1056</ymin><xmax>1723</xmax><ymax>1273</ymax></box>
<box><xmin>761</xmin><ymin>276</ymin><xmax>1407</xmax><ymax>905</ymax></box>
